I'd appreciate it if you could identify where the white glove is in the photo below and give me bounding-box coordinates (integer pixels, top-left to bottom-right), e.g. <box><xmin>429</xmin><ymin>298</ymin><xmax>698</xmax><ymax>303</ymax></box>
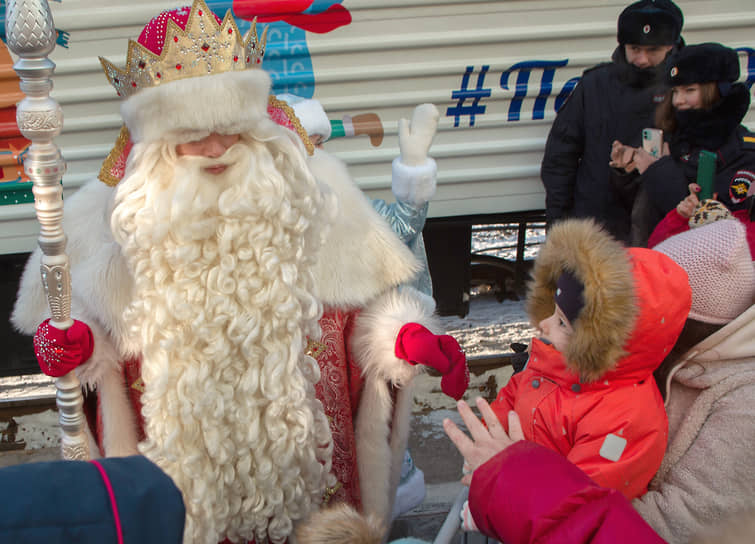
<box><xmin>392</xmin><ymin>104</ymin><xmax>439</xmax><ymax>205</ymax></box>
<box><xmin>398</xmin><ymin>103</ymin><xmax>439</xmax><ymax>167</ymax></box>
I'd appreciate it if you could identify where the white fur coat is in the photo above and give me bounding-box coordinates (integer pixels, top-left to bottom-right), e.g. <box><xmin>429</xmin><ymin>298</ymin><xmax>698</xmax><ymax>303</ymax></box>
<box><xmin>12</xmin><ymin>146</ymin><xmax>438</xmax><ymax>527</ymax></box>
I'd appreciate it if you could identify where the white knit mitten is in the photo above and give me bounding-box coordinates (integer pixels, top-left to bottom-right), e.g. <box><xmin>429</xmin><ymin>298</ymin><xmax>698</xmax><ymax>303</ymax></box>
<box><xmin>398</xmin><ymin>103</ymin><xmax>439</xmax><ymax>166</ymax></box>
<box><xmin>392</xmin><ymin>104</ymin><xmax>439</xmax><ymax>206</ymax></box>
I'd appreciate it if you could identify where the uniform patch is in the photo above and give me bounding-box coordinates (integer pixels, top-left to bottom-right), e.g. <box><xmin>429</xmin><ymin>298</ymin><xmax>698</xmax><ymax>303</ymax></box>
<box><xmin>730</xmin><ymin>170</ymin><xmax>754</xmax><ymax>204</ymax></box>
<box><xmin>599</xmin><ymin>433</ymin><xmax>627</xmax><ymax>462</ymax></box>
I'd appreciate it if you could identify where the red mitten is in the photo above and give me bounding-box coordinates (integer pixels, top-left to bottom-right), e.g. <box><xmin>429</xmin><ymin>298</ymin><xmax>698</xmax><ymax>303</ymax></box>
<box><xmin>33</xmin><ymin>319</ymin><xmax>94</xmax><ymax>377</ymax></box>
<box><xmin>395</xmin><ymin>323</ymin><xmax>469</xmax><ymax>400</ymax></box>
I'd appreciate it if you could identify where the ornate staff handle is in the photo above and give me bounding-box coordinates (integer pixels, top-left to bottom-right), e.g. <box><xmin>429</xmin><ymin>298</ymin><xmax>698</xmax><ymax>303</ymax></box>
<box><xmin>6</xmin><ymin>0</ymin><xmax>89</xmax><ymax>460</ymax></box>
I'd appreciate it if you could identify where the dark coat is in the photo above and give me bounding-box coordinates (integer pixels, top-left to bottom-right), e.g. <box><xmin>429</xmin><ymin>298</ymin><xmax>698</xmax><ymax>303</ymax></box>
<box><xmin>632</xmin><ymin>84</ymin><xmax>755</xmax><ymax>245</ymax></box>
<box><xmin>540</xmin><ymin>46</ymin><xmax>669</xmax><ymax>242</ymax></box>
<box><xmin>0</xmin><ymin>455</ymin><xmax>184</xmax><ymax>543</ymax></box>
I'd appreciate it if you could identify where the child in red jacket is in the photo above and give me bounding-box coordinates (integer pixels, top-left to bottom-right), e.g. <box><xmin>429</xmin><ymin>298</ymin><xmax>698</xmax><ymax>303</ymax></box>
<box><xmin>647</xmin><ymin>181</ymin><xmax>755</xmax><ymax>254</ymax></box>
<box><xmin>488</xmin><ymin>218</ymin><xmax>691</xmax><ymax>502</ymax></box>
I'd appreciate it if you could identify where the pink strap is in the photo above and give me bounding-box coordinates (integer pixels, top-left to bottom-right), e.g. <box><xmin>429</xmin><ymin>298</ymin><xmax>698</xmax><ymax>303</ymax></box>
<box><xmin>91</xmin><ymin>460</ymin><xmax>124</xmax><ymax>544</ymax></box>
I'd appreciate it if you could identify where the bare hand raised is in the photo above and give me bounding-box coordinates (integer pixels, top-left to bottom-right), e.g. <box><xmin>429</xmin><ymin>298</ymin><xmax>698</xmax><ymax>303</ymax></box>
<box><xmin>443</xmin><ymin>397</ymin><xmax>524</xmax><ymax>485</ymax></box>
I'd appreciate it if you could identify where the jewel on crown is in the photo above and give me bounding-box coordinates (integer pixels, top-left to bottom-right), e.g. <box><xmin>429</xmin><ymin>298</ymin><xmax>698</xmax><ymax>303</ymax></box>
<box><xmin>99</xmin><ymin>0</ymin><xmax>267</xmax><ymax>99</ymax></box>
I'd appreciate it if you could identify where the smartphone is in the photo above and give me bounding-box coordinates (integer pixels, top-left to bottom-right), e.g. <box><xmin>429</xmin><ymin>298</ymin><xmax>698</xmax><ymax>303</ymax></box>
<box><xmin>696</xmin><ymin>150</ymin><xmax>717</xmax><ymax>200</ymax></box>
<box><xmin>642</xmin><ymin>128</ymin><xmax>663</xmax><ymax>158</ymax></box>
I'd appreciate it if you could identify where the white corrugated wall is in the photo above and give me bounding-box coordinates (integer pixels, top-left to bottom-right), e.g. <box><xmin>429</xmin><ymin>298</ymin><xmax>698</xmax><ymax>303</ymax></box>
<box><xmin>0</xmin><ymin>0</ymin><xmax>753</xmax><ymax>253</ymax></box>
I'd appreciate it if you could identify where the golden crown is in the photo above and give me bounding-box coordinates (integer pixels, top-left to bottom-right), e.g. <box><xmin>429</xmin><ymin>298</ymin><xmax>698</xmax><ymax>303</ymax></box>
<box><xmin>99</xmin><ymin>0</ymin><xmax>267</xmax><ymax>99</ymax></box>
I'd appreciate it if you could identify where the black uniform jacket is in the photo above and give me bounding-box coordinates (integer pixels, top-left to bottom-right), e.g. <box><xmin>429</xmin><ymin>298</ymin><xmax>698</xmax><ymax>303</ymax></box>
<box><xmin>541</xmin><ymin>46</ymin><xmax>668</xmax><ymax>242</ymax></box>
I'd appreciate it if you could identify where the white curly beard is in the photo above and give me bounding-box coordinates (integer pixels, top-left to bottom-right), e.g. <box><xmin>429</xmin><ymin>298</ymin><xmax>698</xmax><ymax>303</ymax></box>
<box><xmin>110</xmin><ymin>133</ymin><xmax>336</xmax><ymax>544</ymax></box>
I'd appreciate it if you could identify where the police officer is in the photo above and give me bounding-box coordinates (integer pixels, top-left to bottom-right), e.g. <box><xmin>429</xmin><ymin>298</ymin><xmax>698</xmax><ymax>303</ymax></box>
<box><xmin>541</xmin><ymin>0</ymin><xmax>683</xmax><ymax>242</ymax></box>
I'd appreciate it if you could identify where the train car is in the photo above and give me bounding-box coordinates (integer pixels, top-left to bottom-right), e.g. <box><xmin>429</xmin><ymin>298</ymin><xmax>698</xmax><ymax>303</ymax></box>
<box><xmin>1</xmin><ymin>0</ymin><xmax>753</xmax><ymax>372</ymax></box>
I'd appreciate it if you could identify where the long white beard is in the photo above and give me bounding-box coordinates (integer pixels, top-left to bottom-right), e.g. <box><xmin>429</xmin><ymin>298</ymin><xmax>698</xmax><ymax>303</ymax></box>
<box><xmin>110</xmin><ymin>135</ymin><xmax>335</xmax><ymax>544</ymax></box>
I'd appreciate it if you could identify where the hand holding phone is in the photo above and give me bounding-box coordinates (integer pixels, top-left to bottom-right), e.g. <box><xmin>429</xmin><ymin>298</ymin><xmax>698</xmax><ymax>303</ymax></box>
<box><xmin>642</xmin><ymin>128</ymin><xmax>663</xmax><ymax>158</ymax></box>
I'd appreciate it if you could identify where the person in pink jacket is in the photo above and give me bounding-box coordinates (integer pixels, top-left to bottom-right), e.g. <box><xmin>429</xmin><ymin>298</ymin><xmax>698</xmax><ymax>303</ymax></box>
<box><xmin>444</xmin><ymin>218</ymin><xmax>755</xmax><ymax>544</ymax></box>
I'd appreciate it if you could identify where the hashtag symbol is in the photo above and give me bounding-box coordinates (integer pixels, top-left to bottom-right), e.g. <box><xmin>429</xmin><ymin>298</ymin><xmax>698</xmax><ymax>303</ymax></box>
<box><xmin>447</xmin><ymin>65</ymin><xmax>491</xmax><ymax>127</ymax></box>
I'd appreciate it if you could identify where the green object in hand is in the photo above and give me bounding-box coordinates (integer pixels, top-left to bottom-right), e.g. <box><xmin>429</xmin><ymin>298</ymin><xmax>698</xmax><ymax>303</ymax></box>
<box><xmin>696</xmin><ymin>150</ymin><xmax>717</xmax><ymax>200</ymax></box>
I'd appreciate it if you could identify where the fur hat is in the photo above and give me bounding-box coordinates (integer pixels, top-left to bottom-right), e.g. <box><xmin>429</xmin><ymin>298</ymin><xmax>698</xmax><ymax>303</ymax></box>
<box><xmin>527</xmin><ymin>219</ymin><xmax>691</xmax><ymax>382</ymax></box>
<box><xmin>654</xmin><ymin>219</ymin><xmax>755</xmax><ymax>324</ymax></box>
<box><xmin>688</xmin><ymin>199</ymin><xmax>733</xmax><ymax>228</ymax></box>
<box><xmin>666</xmin><ymin>42</ymin><xmax>740</xmax><ymax>87</ymax></box>
<box><xmin>617</xmin><ymin>0</ymin><xmax>683</xmax><ymax>46</ymax></box>
<box><xmin>99</xmin><ymin>0</ymin><xmax>271</xmax><ymax>144</ymax></box>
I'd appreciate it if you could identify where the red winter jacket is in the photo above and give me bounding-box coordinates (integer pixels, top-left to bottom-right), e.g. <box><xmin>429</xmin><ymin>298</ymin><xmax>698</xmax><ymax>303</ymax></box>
<box><xmin>468</xmin><ymin>441</ymin><xmax>666</xmax><ymax>544</ymax></box>
<box><xmin>491</xmin><ymin>337</ymin><xmax>667</xmax><ymax>500</ymax></box>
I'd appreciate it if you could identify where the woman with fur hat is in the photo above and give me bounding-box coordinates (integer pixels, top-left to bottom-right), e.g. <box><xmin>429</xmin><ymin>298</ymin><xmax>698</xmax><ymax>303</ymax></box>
<box><xmin>542</xmin><ymin>0</ymin><xmax>683</xmax><ymax>242</ymax></box>
<box><xmin>442</xmin><ymin>219</ymin><xmax>755</xmax><ymax>544</ymax></box>
<box><xmin>610</xmin><ymin>42</ymin><xmax>755</xmax><ymax>246</ymax></box>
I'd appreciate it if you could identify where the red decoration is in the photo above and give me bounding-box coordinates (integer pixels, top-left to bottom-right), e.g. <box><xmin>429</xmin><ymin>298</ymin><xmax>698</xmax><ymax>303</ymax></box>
<box><xmin>176</xmin><ymin>64</ymin><xmax>182</xmax><ymax>70</ymax></box>
<box><xmin>138</xmin><ymin>6</ymin><xmax>222</xmax><ymax>56</ymax></box>
<box><xmin>232</xmin><ymin>0</ymin><xmax>352</xmax><ymax>34</ymax></box>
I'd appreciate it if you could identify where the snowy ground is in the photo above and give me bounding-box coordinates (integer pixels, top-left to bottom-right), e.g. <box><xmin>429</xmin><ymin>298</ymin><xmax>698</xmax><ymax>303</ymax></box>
<box><xmin>0</xmin><ymin>224</ymin><xmax>544</xmax><ymax>463</ymax></box>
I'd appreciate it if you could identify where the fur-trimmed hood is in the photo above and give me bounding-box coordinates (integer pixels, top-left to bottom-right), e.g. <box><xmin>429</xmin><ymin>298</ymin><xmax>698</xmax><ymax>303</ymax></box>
<box><xmin>527</xmin><ymin>219</ymin><xmax>691</xmax><ymax>382</ymax></box>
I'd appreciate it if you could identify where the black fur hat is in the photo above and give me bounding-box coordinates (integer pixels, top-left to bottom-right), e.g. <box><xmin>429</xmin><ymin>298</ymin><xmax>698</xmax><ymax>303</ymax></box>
<box><xmin>666</xmin><ymin>42</ymin><xmax>740</xmax><ymax>86</ymax></box>
<box><xmin>617</xmin><ymin>0</ymin><xmax>683</xmax><ymax>46</ymax></box>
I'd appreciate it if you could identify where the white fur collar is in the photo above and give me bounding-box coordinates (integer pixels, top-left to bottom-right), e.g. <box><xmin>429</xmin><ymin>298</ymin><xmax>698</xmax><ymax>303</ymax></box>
<box><xmin>307</xmin><ymin>149</ymin><xmax>419</xmax><ymax>307</ymax></box>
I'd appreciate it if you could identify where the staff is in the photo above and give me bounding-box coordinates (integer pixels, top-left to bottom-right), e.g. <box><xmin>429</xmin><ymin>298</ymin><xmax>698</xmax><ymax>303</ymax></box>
<box><xmin>5</xmin><ymin>0</ymin><xmax>89</xmax><ymax>460</ymax></box>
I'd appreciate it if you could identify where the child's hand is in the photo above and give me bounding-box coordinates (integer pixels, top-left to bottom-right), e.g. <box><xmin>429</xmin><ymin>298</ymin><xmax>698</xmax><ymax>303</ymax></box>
<box><xmin>677</xmin><ymin>183</ymin><xmax>701</xmax><ymax>219</ymax></box>
<box><xmin>443</xmin><ymin>397</ymin><xmax>524</xmax><ymax>485</ymax></box>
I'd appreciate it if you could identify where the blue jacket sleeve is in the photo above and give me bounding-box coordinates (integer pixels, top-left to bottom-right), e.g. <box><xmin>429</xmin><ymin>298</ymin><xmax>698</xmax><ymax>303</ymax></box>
<box><xmin>0</xmin><ymin>455</ymin><xmax>184</xmax><ymax>543</ymax></box>
<box><xmin>468</xmin><ymin>441</ymin><xmax>666</xmax><ymax>544</ymax></box>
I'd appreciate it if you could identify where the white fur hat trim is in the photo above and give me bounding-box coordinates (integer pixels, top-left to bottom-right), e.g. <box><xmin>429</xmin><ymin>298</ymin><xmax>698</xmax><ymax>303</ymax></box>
<box><xmin>120</xmin><ymin>69</ymin><xmax>272</xmax><ymax>144</ymax></box>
